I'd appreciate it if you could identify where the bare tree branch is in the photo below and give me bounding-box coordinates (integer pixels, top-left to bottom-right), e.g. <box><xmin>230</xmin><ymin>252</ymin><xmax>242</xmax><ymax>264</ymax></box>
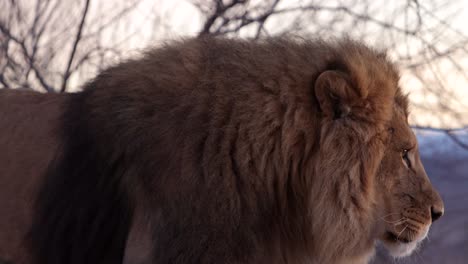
<box><xmin>60</xmin><ymin>0</ymin><xmax>90</xmax><ymax>92</ymax></box>
<box><xmin>198</xmin><ymin>0</ymin><xmax>247</xmax><ymax>36</ymax></box>
<box><xmin>0</xmin><ymin>22</ymin><xmax>54</xmax><ymax>92</ymax></box>
<box><xmin>254</xmin><ymin>0</ymin><xmax>280</xmax><ymax>39</ymax></box>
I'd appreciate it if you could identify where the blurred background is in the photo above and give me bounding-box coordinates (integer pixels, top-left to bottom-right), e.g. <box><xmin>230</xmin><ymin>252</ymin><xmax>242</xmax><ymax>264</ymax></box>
<box><xmin>0</xmin><ymin>0</ymin><xmax>467</xmax><ymax>263</ymax></box>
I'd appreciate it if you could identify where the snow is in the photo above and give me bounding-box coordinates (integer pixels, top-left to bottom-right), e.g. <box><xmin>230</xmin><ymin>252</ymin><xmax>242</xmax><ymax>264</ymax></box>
<box><xmin>415</xmin><ymin>128</ymin><xmax>468</xmax><ymax>158</ymax></box>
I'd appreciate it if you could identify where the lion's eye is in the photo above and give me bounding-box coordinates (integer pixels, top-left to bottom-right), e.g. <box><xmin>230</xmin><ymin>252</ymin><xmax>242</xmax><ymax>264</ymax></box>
<box><xmin>402</xmin><ymin>149</ymin><xmax>411</xmax><ymax>168</ymax></box>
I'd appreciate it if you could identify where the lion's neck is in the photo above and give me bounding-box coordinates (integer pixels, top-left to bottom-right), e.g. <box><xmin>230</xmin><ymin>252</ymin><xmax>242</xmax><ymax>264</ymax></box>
<box><xmin>335</xmin><ymin>248</ymin><xmax>375</xmax><ymax>264</ymax></box>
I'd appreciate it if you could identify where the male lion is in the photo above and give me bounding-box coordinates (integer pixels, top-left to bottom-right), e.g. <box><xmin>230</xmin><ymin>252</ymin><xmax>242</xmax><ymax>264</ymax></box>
<box><xmin>0</xmin><ymin>37</ymin><xmax>443</xmax><ymax>264</ymax></box>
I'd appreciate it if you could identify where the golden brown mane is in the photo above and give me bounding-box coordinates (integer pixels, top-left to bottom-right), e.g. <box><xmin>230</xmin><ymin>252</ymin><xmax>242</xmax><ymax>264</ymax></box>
<box><xmin>0</xmin><ymin>37</ymin><xmax>442</xmax><ymax>264</ymax></box>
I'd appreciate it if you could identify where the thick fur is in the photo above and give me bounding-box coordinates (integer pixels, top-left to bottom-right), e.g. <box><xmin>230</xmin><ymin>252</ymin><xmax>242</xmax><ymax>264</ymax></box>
<box><xmin>1</xmin><ymin>37</ymin><xmax>443</xmax><ymax>264</ymax></box>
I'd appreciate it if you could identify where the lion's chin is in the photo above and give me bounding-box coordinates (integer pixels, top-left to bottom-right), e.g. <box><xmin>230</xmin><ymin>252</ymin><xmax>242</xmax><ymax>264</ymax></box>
<box><xmin>382</xmin><ymin>238</ymin><xmax>419</xmax><ymax>258</ymax></box>
<box><xmin>381</xmin><ymin>226</ymin><xmax>429</xmax><ymax>258</ymax></box>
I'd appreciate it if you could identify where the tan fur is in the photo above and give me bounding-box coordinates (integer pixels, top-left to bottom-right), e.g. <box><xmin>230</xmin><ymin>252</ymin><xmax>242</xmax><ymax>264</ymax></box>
<box><xmin>0</xmin><ymin>37</ymin><xmax>443</xmax><ymax>264</ymax></box>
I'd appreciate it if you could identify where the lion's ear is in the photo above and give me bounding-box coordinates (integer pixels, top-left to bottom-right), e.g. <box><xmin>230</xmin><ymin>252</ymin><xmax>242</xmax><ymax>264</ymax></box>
<box><xmin>314</xmin><ymin>70</ymin><xmax>360</xmax><ymax>119</ymax></box>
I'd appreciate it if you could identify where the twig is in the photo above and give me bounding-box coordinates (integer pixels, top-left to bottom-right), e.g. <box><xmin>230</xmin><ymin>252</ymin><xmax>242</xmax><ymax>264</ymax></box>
<box><xmin>60</xmin><ymin>0</ymin><xmax>91</xmax><ymax>92</ymax></box>
<box><xmin>198</xmin><ymin>0</ymin><xmax>246</xmax><ymax>36</ymax></box>
<box><xmin>0</xmin><ymin>22</ymin><xmax>54</xmax><ymax>92</ymax></box>
<box><xmin>254</xmin><ymin>0</ymin><xmax>281</xmax><ymax>39</ymax></box>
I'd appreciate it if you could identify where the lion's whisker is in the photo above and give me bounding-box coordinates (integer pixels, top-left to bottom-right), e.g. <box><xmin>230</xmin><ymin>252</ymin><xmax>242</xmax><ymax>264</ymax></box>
<box><xmin>393</xmin><ymin>219</ymin><xmax>408</xmax><ymax>227</ymax></box>
<box><xmin>396</xmin><ymin>225</ymin><xmax>408</xmax><ymax>240</ymax></box>
<box><xmin>380</xmin><ymin>212</ymin><xmax>401</xmax><ymax>219</ymax></box>
<box><xmin>380</xmin><ymin>216</ymin><xmax>407</xmax><ymax>224</ymax></box>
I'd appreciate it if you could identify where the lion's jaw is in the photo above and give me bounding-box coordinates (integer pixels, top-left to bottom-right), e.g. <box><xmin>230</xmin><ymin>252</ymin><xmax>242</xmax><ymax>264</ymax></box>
<box><xmin>381</xmin><ymin>224</ymin><xmax>429</xmax><ymax>257</ymax></box>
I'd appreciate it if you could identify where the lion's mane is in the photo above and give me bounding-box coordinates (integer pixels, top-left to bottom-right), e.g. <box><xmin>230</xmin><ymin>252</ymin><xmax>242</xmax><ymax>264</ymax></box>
<box><xmin>29</xmin><ymin>37</ymin><xmax>404</xmax><ymax>264</ymax></box>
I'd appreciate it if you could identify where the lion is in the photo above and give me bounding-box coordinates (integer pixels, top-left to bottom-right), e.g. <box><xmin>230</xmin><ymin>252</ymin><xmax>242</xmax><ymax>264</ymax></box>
<box><xmin>0</xmin><ymin>37</ymin><xmax>443</xmax><ymax>264</ymax></box>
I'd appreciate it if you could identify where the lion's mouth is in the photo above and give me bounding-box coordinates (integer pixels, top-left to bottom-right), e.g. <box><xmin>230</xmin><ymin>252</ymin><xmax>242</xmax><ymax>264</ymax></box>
<box><xmin>381</xmin><ymin>225</ymin><xmax>429</xmax><ymax>257</ymax></box>
<box><xmin>385</xmin><ymin>231</ymin><xmax>412</xmax><ymax>244</ymax></box>
<box><xmin>382</xmin><ymin>231</ymin><xmax>420</xmax><ymax>258</ymax></box>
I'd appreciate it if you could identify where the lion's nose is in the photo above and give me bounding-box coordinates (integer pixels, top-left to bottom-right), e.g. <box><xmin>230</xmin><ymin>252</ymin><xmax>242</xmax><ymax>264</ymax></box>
<box><xmin>431</xmin><ymin>205</ymin><xmax>444</xmax><ymax>222</ymax></box>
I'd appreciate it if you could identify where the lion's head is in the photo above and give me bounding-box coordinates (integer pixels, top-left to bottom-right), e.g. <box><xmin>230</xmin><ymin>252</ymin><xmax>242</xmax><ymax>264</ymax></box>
<box><xmin>375</xmin><ymin>100</ymin><xmax>444</xmax><ymax>258</ymax></box>
<box><xmin>310</xmin><ymin>39</ymin><xmax>444</xmax><ymax>263</ymax></box>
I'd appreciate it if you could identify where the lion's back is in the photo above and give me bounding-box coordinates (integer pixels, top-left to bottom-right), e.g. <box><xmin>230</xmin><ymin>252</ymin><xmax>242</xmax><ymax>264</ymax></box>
<box><xmin>0</xmin><ymin>89</ymin><xmax>66</xmax><ymax>263</ymax></box>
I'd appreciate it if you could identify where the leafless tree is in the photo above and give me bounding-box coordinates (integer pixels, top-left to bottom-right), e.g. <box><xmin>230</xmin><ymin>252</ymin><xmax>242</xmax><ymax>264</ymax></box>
<box><xmin>0</xmin><ymin>0</ymin><xmax>142</xmax><ymax>92</ymax></box>
<box><xmin>1</xmin><ymin>0</ymin><xmax>467</xmax><ymax>129</ymax></box>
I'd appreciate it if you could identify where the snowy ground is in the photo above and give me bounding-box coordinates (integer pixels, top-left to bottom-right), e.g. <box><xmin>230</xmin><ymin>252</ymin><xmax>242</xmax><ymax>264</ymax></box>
<box><xmin>372</xmin><ymin>129</ymin><xmax>468</xmax><ymax>264</ymax></box>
